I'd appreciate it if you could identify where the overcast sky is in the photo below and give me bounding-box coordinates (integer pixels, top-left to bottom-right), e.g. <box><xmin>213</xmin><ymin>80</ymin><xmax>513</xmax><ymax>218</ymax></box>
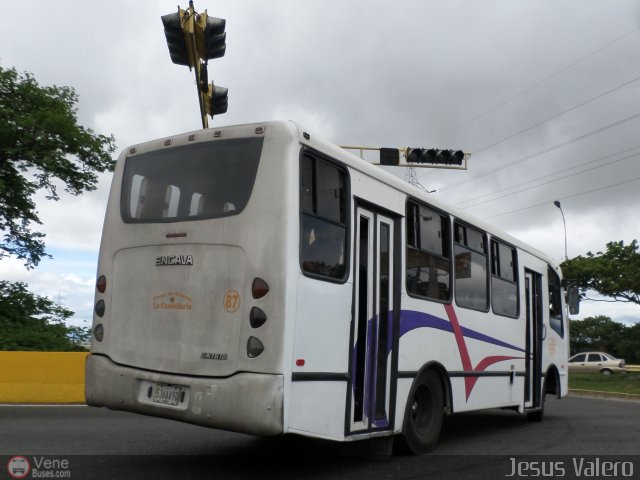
<box><xmin>1</xmin><ymin>0</ymin><xmax>639</xmax><ymax>327</ymax></box>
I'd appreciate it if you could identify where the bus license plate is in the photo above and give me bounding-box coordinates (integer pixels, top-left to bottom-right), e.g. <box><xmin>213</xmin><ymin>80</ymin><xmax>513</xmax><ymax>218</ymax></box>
<box><xmin>152</xmin><ymin>384</ymin><xmax>184</xmax><ymax>406</ymax></box>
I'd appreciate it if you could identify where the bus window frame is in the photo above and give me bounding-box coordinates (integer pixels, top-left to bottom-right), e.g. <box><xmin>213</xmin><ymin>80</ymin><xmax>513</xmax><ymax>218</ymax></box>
<box><xmin>453</xmin><ymin>219</ymin><xmax>490</xmax><ymax>313</ymax></box>
<box><xmin>120</xmin><ymin>138</ymin><xmax>264</xmax><ymax>224</ymax></box>
<box><xmin>298</xmin><ymin>147</ymin><xmax>351</xmax><ymax>284</ymax></box>
<box><xmin>404</xmin><ymin>197</ymin><xmax>453</xmax><ymax>304</ymax></box>
<box><xmin>547</xmin><ymin>265</ymin><xmax>565</xmax><ymax>338</ymax></box>
<box><xmin>489</xmin><ymin>236</ymin><xmax>520</xmax><ymax>319</ymax></box>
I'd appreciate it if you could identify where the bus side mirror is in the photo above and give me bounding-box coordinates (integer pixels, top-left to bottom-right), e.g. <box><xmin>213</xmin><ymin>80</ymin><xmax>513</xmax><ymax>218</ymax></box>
<box><xmin>568</xmin><ymin>286</ymin><xmax>580</xmax><ymax>315</ymax></box>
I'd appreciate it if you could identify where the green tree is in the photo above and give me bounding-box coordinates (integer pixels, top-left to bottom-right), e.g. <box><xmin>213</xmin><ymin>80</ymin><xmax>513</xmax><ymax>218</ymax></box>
<box><xmin>0</xmin><ymin>281</ymin><xmax>88</xmax><ymax>351</ymax></box>
<box><xmin>569</xmin><ymin>316</ymin><xmax>627</xmax><ymax>356</ymax></box>
<box><xmin>0</xmin><ymin>65</ymin><xmax>115</xmax><ymax>350</ymax></box>
<box><xmin>561</xmin><ymin>240</ymin><xmax>640</xmax><ymax>306</ymax></box>
<box><xmin>0</xmin><ymin>65</ymin><xmax>116</xmax><ymax>268</ymax></box>
<box><xmin>615</xmin><ymin>323</ymin><xmax>640</xmax><ymax>364</ymax></box>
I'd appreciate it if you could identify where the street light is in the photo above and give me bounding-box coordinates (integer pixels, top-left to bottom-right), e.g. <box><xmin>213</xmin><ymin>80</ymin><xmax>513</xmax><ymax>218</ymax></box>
<box><xmin>554</xmin><ymin>200</ymin><xmax>568</xmax><ymax>261</ymax></box>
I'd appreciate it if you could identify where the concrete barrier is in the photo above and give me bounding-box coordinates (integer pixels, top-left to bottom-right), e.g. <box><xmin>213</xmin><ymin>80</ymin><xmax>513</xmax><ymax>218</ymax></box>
<box><xmin>0</xmin><ymin>351</ymin><xmax>89</xmax><ymax>404</ymax></box>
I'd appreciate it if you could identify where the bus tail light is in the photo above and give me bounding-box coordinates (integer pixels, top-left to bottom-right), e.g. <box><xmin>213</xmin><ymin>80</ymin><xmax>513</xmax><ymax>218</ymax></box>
<box><xmin>251</xmin><ymin>278</ymin><xmax>269</xmax><ymax>299</ymax></box>
<box><xmin>96</xmin><ymin>275</ymin><xmax>107</xmax><ymax>293</ymax></box>
<box><xmin>246</xmin><ymin>336</ymin><xmax>264</xmax><ymax>358</ymax></box>
<box><xmin>94</xmin><ymin>324</ymin><xmax>104</xmax><ymax>342</ymax></box>
<box><xmin>249</xmin><ymin>307</ymin><xmax>267</xmax><ymax>329</ymax></box>
<box><xmin>94</xmin><ymin>300</ymin><xmax>105</xmax><ymax>318</ymax></box>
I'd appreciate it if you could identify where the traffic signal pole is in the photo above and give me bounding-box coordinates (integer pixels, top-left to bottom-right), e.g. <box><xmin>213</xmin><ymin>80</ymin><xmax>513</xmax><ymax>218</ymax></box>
<box><xmin>339</xmin><ymin>146</ymin><xmax>470</xmax><ymax>191</ymax></box>
<box><xmin>162</xmin><ymin>1</ymin><xmax>227</xmax><ymax>129</ymax></box>
<box><xmin>180</xmin><ymin>2</ymin><xmax>209</xmax><ymax>128</ymax></box>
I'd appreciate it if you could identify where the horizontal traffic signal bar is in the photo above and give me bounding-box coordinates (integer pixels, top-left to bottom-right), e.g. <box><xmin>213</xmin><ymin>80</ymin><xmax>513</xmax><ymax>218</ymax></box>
<box><xmin>339</xmin><ymin>146</ymin><xmax>470</xmax><ymax>169</ymax></box>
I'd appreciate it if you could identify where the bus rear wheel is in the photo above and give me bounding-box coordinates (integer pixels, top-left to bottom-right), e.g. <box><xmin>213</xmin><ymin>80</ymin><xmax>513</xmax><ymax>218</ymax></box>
<box><xmin>400</xmin><ymin>370</ymin><xmax>444</xmax><ymax>454</ymax></box>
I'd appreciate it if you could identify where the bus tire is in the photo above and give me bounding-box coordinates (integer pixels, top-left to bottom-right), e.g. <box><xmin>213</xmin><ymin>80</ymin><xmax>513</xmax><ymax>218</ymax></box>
<box><xmin>400</xmin><ymin>370</ymin><xmax>444</xmax><ymax>454</ymax></box>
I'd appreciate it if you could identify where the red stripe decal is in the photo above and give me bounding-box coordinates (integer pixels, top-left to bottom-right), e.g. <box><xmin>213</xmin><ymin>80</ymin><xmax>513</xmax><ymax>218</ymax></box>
<box><xmin>444</xmin><ymin>304</ymin><xmax>520</xmax><ymax>400</ymax></box>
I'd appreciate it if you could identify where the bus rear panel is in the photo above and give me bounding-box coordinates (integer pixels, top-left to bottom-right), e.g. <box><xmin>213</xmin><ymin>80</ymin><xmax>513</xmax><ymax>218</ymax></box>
<box><xmin>86</xmin><ymin>122</ymin><xmax>300</xmax><ymax>435</ymax></box>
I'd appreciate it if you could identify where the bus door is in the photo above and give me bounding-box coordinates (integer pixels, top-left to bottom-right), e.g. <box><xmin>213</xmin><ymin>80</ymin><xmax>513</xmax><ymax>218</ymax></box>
<box><xmin>524</xmin><ymin>270</ymin><xmax>543</xmax><ymax>409</ymax></box>
<box><xmin>349</xmin><ymin>206</ymin><xmax>398</xmax><ymax>434</ymax></box>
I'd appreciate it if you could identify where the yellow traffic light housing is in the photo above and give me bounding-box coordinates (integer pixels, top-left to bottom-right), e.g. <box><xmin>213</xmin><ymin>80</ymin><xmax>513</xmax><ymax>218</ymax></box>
<box><xmin>203</xmin><ymin>84</ymin><xmax>229</xmax><ymax>117</ymax></box>
<box><xmin>161</xmin><ymin>2</ymin><xmax>228</xmax><ymax>128</ymax></box>
<box><xmin>194</xmin><ymin>13</ymin><xmax>226</xmax><ymax>61</ymax></box>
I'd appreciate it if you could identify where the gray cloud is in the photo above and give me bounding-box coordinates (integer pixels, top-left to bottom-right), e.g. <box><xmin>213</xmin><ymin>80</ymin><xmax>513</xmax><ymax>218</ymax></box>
<box><xmin>1</xmin><ymin>0</ymin><xmax>639</xmax><ymax>323</ymax></box>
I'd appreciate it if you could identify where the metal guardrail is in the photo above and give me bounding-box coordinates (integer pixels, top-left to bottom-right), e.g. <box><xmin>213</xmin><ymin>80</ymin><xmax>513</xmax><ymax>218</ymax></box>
<box><xmin>626</xmin><ymin>364</ymin><xmax>640</xmax><ymax>372</ymax></box>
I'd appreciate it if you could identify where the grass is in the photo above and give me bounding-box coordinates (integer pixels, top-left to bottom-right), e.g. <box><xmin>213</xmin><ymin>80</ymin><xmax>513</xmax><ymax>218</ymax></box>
<box><xmin>569</xmin><ymin>372</ymin><xmax>640</xmax><ymax>396</ymax></box>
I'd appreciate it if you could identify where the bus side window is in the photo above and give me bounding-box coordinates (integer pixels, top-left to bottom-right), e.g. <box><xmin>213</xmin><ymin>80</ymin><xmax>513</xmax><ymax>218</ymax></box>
<box><xmin>299</xmin><ymin>154</ymin><xmax>348</xmax><ymax>281</ymax></box>
<box><xmin>454</xmin><ymin>222</ymin><xmax>488</xmax><ymax>311</ymax></box>
<box><xmin>406</xmin><ymin>201</ymin><xmax>451</xmax><ymax>302</ymax></box>
<box><xmin>490</xmin><ymin>240</ymin><xmax>519</xmax><ymax>318</ymax></box>
<box><xmin>548</xmin><ymin>266</ymin><xmax>564</xmax><ymax>337</ymax></box>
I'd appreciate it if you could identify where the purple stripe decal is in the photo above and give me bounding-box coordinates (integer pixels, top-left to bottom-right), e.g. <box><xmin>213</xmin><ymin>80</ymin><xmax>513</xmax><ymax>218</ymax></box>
<box><xmin>399</xmin><ymin>310</ymin><xmax>525</xmax><ymax>354</ymax></box>
<box><xmin>399</xmin><ymin>310</ymin><xmax>453</xmax><ymax>337</ymax></box>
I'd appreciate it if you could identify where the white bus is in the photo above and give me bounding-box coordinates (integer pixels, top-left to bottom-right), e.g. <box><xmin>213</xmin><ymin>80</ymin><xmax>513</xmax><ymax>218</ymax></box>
<box><xmin>86</xmin><ymin>120</ymin><xmax>571</xmax><ymax>453</ymax></box>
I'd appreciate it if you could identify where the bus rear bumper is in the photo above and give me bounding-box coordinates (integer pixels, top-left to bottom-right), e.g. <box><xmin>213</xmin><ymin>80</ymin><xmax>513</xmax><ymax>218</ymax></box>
<box><xmin>85</xmin><ymin>353</ymin><xmax>284</xmax><ymax>436</ymax></box>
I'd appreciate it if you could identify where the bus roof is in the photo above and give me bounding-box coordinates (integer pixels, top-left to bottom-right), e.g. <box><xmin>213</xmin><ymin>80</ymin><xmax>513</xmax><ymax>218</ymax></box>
<box><xmin>123</xmin><ymin>119</ymin><xmax>561</xmax><ymax>274</ymax></box>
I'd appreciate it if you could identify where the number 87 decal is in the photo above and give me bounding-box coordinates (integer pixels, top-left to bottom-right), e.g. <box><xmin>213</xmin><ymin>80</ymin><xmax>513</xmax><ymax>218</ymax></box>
<box><xmin>224</xmin><ymin>290</ymin><xmax>241</xmax><ymax>313</ymax></box>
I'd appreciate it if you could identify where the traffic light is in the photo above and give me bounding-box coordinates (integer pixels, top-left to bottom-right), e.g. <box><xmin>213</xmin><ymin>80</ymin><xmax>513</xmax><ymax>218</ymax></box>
<box><xmin>406</xmin><ymin>148</ymin><xmax>465</xmax><ymax>166</ymax></box>
<box><xmin>162</xmin><ymin>10</ymin><xmax>227</xmax><ymax>66</ymax></box>
<box><xmin>380</xmin><ymin>148</ymin><xmax>400</xmax><ymax>166</ymax></box>
<box><xmin>198</xmin><ymin>15</ymin><xmax>226</xmax><ymax>60</ymax></box>
<box><xmin>161</xmin><ymin>3</ymin><xmax>229</xmax><ymax>128</ymax></box>
<box><xmin>161</xmin><ymin>12</ymin><xmax>190</xmax><ymax>67</ymax></box>
<box><xmin>204</xmin><ymin>84</ymin><xmax>228</xmax><ymax>116</ymax></box>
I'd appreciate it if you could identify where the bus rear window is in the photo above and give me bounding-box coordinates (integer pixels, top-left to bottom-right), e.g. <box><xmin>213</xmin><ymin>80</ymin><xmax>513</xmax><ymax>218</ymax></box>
<box><xmin>121</xmin><ymin>138</ymin><xmax>264</xmax><ymax>223</ymax></box>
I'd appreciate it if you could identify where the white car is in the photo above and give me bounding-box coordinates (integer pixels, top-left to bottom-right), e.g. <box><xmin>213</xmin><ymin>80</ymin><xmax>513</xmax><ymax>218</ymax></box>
<box><xmin>568</xmin><ymin>352</ymin><xmax>626</xmax><ymax>374</ymax></box>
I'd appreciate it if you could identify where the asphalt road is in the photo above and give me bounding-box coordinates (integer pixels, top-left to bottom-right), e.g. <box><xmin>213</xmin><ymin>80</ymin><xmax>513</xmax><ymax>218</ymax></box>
<box><xmin>1</xmin><ymin>395</ymin><xmax>639</xmax><ymax>479</ymax></box>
